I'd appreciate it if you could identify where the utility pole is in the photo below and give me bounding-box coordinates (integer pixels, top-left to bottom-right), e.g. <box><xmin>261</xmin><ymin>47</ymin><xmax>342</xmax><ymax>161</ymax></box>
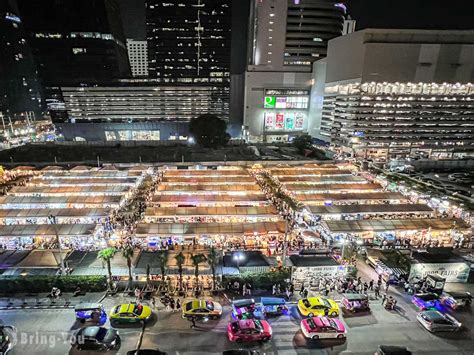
<box><xmin>51</xmin><ymin>215</ymin><xmax>65</xmax><ymax>274</ymax></box>
<box><xmin>282</xmin><ymin>219</ymin><xmax>288</xmax><ymax>267</ymax></box>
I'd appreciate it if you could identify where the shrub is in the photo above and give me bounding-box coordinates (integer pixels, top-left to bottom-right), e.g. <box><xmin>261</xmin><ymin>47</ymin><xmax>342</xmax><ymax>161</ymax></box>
<box><xmin>0</xmin><ymin>275</ymin><xmax>107</xmax><ymax>294</ymax></box>
<box><xmin>223</xmin><ymin>269</ymin><xmax>291</xmax><ymax>291</ymax></box>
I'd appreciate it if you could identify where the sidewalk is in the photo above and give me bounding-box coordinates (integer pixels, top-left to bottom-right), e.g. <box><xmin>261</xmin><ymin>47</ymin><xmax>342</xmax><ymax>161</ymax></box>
<box><xmin>0</xmin><ymin>292</ymin><xmax>106</xmax><ymax>310</ymax></box>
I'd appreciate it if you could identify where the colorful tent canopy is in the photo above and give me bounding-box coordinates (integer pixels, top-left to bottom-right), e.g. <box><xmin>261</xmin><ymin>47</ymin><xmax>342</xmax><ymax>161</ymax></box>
<box><xmin>145</xmin><ymin>206</ymin><xmax>279</xmax><ymax>217</ymax></box>
<box><xmin>309</xmin><ymin>204</ymin><xmax>433</xmax><ymax>215</ymax></box>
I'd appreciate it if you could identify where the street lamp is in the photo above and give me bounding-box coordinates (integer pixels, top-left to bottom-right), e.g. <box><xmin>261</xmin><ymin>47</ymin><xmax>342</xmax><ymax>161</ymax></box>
<box><xmin>233</xmin><ymin>252</ymin><xmax>245</xmax><ymax>270</ymax></box>
<box><xmin>340</xmin><ymin>238</ymin><xmax>346</xmax><ymax>261</ymax></box>
<box><xmin>49</xmin><ymin>215</ymin><xmax>65</xmax><ymax>274</ymax></box>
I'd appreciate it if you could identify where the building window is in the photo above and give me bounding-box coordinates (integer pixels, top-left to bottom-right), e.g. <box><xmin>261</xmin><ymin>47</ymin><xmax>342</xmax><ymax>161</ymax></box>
<box><xmin>72</xmin><ymin>48</ymin><xmax>87</xmax><ymax>54</ymax></box>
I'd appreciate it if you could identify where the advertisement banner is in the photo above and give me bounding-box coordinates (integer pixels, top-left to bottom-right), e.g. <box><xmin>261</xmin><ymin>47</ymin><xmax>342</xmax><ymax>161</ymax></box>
<box><xmin>264</xmin><ymin>112</ymin><xmax>274</xmax><ymax>129</ymax></box>
<box><xmin>276</xmin><ymin>97</ymin><xmax>286</xmax><ymax>109</ymax></box>
<box><xmin>295</xmin><ymin>113</ymin><xmax>304</xmax><ymax>129</ymax></box>
<box><xmin>409</xmin><ymin>262</ymin><xmax>470</xmax><ymax>283</ymax></box>
<box><xmin>285</xmin><ymin>113</ymin><xmax>295</xmax><ymax>130</ymax></box>
<box><xmin>275</xmin><ymin>113</ymin><xmax>284</xmax><ymax>129</ymax></box>
<box><xmin>264</xmin><ymin>96</ymin><xmax>276</xmax><ymax>108</ymax></box>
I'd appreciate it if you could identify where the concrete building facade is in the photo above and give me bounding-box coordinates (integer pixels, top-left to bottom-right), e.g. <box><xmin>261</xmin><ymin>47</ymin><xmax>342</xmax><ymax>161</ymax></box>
<box><xmin>126</xmin><ymin>39</ymin><xmax>148</xmax><ymax>77</ymax></box>
<box><xmin>313</xmin><ymin>29</ymin><xmax>474</xmax><ymax>161</ymax></box>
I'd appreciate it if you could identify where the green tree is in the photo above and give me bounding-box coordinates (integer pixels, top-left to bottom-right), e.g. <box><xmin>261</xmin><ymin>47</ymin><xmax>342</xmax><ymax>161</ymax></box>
<box><xmin>175</xmin><ymin>251</ymin><xmax>186</xmax><ymax>291</ymax></box>
<box><xmin>156</xmin><ymin>251</ymin><xmax>168</xmax><ymax>287</ymax></box>
<box><xmin>190</xmin><ymin>253</ymin><xmax>207</xmax><ymax>283</ymax></box>
<box><xmin>292</xmin><ymin>134</ymin><xmax>312</xmax><ymax>154</ymax></box>
<box><xmin>207</xmin><ymin>247</ymin><xmax>219</xmax><ymax>290</ymax></box>
<box><xmin>121</xmin><ymin>245</ymin><xmax>134</xmax><ymax>286</ymax></box>
<box><xmin>189</xmin><ymin>114</ymin><xmax>230</xmax><ymax>148</ymax></box>
<box><xmin>98</xmin><ymin>247</ymin><xmax>116</xmax><ymax>289</ymax></box>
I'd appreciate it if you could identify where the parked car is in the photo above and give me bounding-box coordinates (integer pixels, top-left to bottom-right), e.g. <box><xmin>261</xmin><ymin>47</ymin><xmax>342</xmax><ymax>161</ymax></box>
<box><xmin>222</xmin><ymin>350</ymin><xmax>260</xmax><ymax>355</ymax></box>
<box><xmin>412</xmin><ymin>292</ymin><xmax>440</xmax><ymax>310</ymax></box>
<box><xmin>440</xmin><ymin>291</ymin><xmax>472</xmax><ymax>310</ymax></box>
<box><xmin>297</xmin><ymin>297</ymin><xmax>340</xmax><ymax>317</ymax></box>
<box><xmin>182</xmin><ymin>299</ymin><xmax>222</xmax><ymax>320</ymax></box>
<box><xmin>110</xmin><ymin>303</ymin><xmax>152</xmax><ymax>325</ymax></box>
<box><xmin>300</xmin><ymin>316</ymin><xmax>346</xmax><ymax>339</ymax></box>
<box><xmin>72</xmin><ymin>326</ymin><xmax>120</xmax><ymax>351</ymax></box>
<box><xmin>227</xmin><ymin>319</ymin><xmax>272</xmax><ymax>343</ymax></box>
<box><xmin>0</xmin><ymin>325</ymin><xmax>16</xmax><ymax>355</ymax></box>
<box><xmin>127</xmin><ymin>350</ymin><xmax>168</xmax><ymax>355</ymax></box>
<box><xmin>341</xmin><ymin>293</ymin><xmax>370</xmax><ymax>313</ymax></box>
<box><xmin>375</xmin><ymin>345</ymin><xmax>412</xmax><ymax>355</ymax></box>
<box><xmin>416</xmin><ymin>310</ymin><xmax>462</xmax><ymax>332</ymax></box>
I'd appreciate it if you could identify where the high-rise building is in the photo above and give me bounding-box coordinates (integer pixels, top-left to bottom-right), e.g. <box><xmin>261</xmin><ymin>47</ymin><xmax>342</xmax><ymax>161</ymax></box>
<box><xmin>0</xmin><ymin>5</ymin><xmax>47</xmax><ymax>144</ymax></box>
<box><xmin>127</xmin><ymin>39</ymin><xmax>148</xmax><ymax>77</ymax></box>
<box><xmin>14</xmin><ymin>0</ymin><xmax>130</xmax><ymax>86</ymax></box>
<box><xmin>248</xmin><ymin>0</ymin><xmax>345</xmax><ymax>70</ymax></box>
<box><xmin>145</xmin><ymin>0</ymin><xmax>231</xmax><ymax>126</ymax></box>
<box><xmin>243</xmin><ymin>0</ymin><xmax>346</xmax><ymax>142</ymax></box>
<box><xmin>313</xmin><ymin>29</ymin><xmax>474</xmax><ymax>161</ymax></box>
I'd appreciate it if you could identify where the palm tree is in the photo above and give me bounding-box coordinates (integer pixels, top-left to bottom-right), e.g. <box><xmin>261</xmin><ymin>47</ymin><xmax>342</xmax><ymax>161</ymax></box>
<box><xmin>175</xmin><ymin>251</ymin><xmax>185</xmax><ymax>291</ymax></box>
<box><xmin>156</xmin><ymin>250</ymin><xmax>168</xmax><ymax>289</ymax></box>
<box><xmin>121</xmin><ymin>245</ymin><xmax>134</xmax><ymax>288</ymax></box>
<box><xmin>191</xmin><ymin>253</ymin><xmax>207</xmax><ymax>283</ymax></box>
<box><xmin>98</xmin><ymin>247</ymin><xmax>116</xmax><ymax>290</ymax></box>
<box><xmin>207</xmin><ymin>247</ymin><xmax>219</xmax><ymax>291</ymax></box>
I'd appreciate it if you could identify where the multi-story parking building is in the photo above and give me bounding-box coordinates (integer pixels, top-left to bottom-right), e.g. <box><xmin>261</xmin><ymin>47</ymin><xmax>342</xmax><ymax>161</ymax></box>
<box><xmin>312</xmin><ymin>29</ymin><xmax>474</xmax><ymax>161</ymax></box>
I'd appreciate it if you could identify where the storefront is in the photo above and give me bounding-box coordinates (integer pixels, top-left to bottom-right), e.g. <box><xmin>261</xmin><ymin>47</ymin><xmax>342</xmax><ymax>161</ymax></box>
<box><xmin>289</xmin><ymin>255</ymin><xmax>347</xmax><ymax>288</ymax></box>
<box><xmin>0</xmin><ymin>208</ymin><xmax>110</xmax><ymax>225</ymax></box>
<box><xmin>0</xmin><ymin>195</ymin><xmax>123</xmax><ymax>209</ymax></box>
<box><xmin>409</xmin><ymin>250</ymin><xmax>471</xmax><ymax>283</ymax></box>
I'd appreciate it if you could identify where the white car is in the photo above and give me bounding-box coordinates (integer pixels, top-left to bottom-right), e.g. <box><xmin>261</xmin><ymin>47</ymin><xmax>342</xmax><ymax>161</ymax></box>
<box><xmin>417</xmin><ymin>311</ymin><xmax>461</xmax><ymax>333</ymax></box>
<box><xmin>300</xmin><ymin>316</ymin><xmax>347</xmax><ymax>340</ymax></box>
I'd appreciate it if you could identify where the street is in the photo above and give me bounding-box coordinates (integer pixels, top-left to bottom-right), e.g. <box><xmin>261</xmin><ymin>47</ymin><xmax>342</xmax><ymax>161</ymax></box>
<box><xmin>1</xmin><ymin>280</ymin><xmax>473</xmax><ymax>355</ymax></box>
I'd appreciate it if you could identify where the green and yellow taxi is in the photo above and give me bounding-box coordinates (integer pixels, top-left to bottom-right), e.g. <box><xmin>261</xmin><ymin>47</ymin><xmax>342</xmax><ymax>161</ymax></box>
<box><xmin>182</xmin><ymin>299</ymin><xmax>223</xmax><ymax>320</ymax></box>
<box><xmin>109</xmin><ymin>303</ymin><xmax>152</xmax><ymax>325</ymax></box>
<box><xmin>297</xmin><ymin>297</ymin><xmax>340</xmax><ymax>317</ymax></box>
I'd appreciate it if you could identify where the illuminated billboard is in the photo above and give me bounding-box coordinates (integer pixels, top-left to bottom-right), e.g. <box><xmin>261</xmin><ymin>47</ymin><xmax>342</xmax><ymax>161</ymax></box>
<box><xmin>264</xmin><ymin>112</ymin><xmax>305</xmax><ymax>131</ymax></box>
<box><xmin>263</xmin><ymin>95</ymin><xmax>309</xmax><ymax>109</ymax></box>
<box><xmin>264</xmin><ymin>96</ymin><xmax>276</xmax><ymax>108</ymax></box>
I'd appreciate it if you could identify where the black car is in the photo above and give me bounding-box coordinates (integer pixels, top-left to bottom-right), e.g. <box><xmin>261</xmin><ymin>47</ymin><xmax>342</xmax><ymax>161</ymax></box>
<box><xmin>376</xmin><ymin>345</ymin><xmax>412</xmax><ymax>355</ymax></box>
<box><xmin>223</xmin><ymin>351</ymin><xmax>260</xmax><ymax>355</ymax></box>
<box><xmin>72</xmin><ymin>326</ymin><xmax>120</xmax><ymax>351</ymax></box>
<box><xmin>0</xmin><ymin>326</ymin><xmax>16</xmax><ymax>355</ymax></box>
<box><xmin>127</xmin><ymin>350</ymin><xmax>168</xmax><ymax>355</ymax></box>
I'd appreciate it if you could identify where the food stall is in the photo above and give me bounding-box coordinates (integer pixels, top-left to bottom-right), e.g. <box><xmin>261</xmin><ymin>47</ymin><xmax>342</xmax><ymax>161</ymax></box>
<box><xmin>144</xmin><ymin>206</ymin><xmax>281</xmax><ymax>223</ymax></box>
<box><xmin>321</xmin><ymin>218</ymin><xmax>471</xmax><ymax>247</ymax></box>
<box><xmin>9</xmin><ymin>185</ymin><xmax>130</xmax><ymax>197</ymax></box>
<box><xmin>289</xmin><ymin>255</ymin><xmax>347</xmax><ymax>289</ymax></box>
<box><xmin>296</xmin><ymin>192</ymin><xmax>408</xmax><ymax>206</ymax></box>
<box><xmin>0</xmin><ymin>208</ymin><xmax>110</xmax><ymax>225</ymax></box>
<box><xmin>309</xmin><ymin>204</ymin><xmax>434</xmax><ymax>221</ymax></box>
<box><xmin>134</xmin><ymin>221</ymin><xmax>287</xmax><ymax>249</ymax></box>
<box><xmin>151</xmin><ymin>193</ymin><xmax>269</xmax><ymax>207</ymax></box>
<box><xmin>0</xmin><ymin>195</ymin><xmax>123</xmax><ymax>209</ymax></box>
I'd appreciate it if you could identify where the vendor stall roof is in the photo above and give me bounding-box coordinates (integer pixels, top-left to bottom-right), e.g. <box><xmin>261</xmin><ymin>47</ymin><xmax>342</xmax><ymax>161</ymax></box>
<box><xmin>135</xmin><ymin>221</ymin><xmax>286</xmax><ymax>236</ymax></box>
<box><xmin>288</xmin><ymin>183</ymin><xmax>381</xmax><ymax>192</ymax></box>
<box><xmin>0</xmin><ymin>208</ymin><xmax>109</xmax><ymax>219</ymax></box>
<box><xmin>289</xmin><ymin>255</ymin><xmax>339</xmax><ymax>267</ymax></box>
<box><xmin>151</xmin><ymin>194</ymin><xmax>267</xmax><ymax>203</ymax></box>
<box><xmin>15</xmin><ymin>250</ymin><xmax>69</xmax><ymax>268</ymax></box>
<box><xmin>297</xmin><ymin>192</ymin><xmax>406</xmax><ymax>202</ymax></box>
<box><xmin>157</xmin><ymin>184</ymin><xmax>261</xmax><ymax>192</ymax></box>
<box><xmin>12</xmin><ymin>165</ymin><xmax>35</xmax><ymax>171</ymax></box>
<box><xmin>269</xmin><ymin>169</ymin><xmax>353</xmax><ymax>176</ymax></box>
<box><xmin>0</xmin><ymin>224</ymin><xmax>96</xmax><ymax>237</ymax></box>
<box><xmin>278</xmin><ymin>175</ymin><xmax>363</xmax><ymax>183</ymax></box>
<box><xmin>165</xmin><ymin>169</ymin><xmax>249</xmax><ymax>176</ymax></box>
<box><xmin>9</xmin><ymin>185</ymin><xmax>129</xmax><ymax>195</ymax></box>
<box><xmin>163</xmin><ymin>176</ymin><xmax>255</xmax><ymax>183</ymax></box>
<box><xmin>309</xmin><ymin>204</ymin><xmax>433</xmax><ymax>215</ymax></box>
<box><xmin>41</xmin><ymin>166</ymin><xmax>65</xmax><ymax>171</ymax></box>
<box><xmin>29</xmin><ymin>177</ymin><xmax>137</xmax><ymax>186</ymax></box>
<box><xmin>0</xmin><ymin>195</ymin><xmax>122</xmax><ymax>206</ymax></box>
<box><xmin>41</xmin><ymin>170</ymin><xmax>142</xmax><ymax>178</ymax></box>
<box><xmin>145</xmin><ymin>206</ymin><xmax>279</xmax><ymax>217</ymax></box>
<box><xmin>323</xmin><ymin>218</ymin><xmax>469</xmax><ymax>233</ymax></box>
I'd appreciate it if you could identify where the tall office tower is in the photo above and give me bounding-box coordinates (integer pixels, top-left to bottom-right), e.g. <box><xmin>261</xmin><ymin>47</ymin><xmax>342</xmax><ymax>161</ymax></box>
<box><xmin>14</xmin><ymin>0</ymin><xmax>130</xmax><ymax>87</ymax></box>
<box><xmin>0</xmin><ymin>5</ymin><xmax>45</xmax><ymax>143</ymax></box>
<box><xmin>127</xmin><ymin>39</ymin><xmax>149</xmax><ymax>77</ymax></box>
<box><xmin>249</xmin><ymin>0</ymin><xmax>345</xmax><ymax>70</ymax></box>
<box><xmin>314</xmin><ymin>29</ymin><xmax>474</xmax><ymax>161</ymax></box>
<box><xmin>243</xmin><ymin>0</ymin><xmax>345</xmax><ymax>142</ymax></box>
<box><xmin>146</xmin><ymin>0</ymin><xmax>231</xmax><ymax>124</ymax></box>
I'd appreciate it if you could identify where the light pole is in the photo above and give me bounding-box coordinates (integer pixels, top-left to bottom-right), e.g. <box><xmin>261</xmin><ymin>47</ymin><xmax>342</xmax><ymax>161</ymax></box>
<box><xmin>233</xmin><ymin>252</ymin><xmax>245</xmax><ymax>271</ymax></box>
<box><xmin>50</xmin><ymin>215</ymin><xmax>65</xmax><ymax>274</ymax></box>
<box><xmin>282</xmin><ymin>219</ymin><xmax>288</xmax><ymax>267</ymax></box>
<box><xmin>340</xmin><ymin>238</ymin><xmax>346</xmax><ymax>262</ymax></box>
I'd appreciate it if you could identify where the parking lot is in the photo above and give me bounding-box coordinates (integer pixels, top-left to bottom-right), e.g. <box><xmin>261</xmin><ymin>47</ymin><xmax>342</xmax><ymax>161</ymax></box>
<box><xmin>1</xmin><ymin>281</ymin><xmax>474</xmax><ymax>355</ymax></box>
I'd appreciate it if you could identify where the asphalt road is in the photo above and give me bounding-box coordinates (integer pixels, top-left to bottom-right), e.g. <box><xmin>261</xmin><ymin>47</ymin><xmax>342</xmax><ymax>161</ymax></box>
<box><xmin>1</xmin><ymin>284</ymin><xmax>473</xmax><ymax>355</ymax></box>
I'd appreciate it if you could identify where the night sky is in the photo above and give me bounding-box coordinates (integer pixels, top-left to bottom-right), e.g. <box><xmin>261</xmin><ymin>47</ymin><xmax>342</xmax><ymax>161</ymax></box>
<box><xmin>119</xmin><ymin>0</ymin><xmax>474</xmax><ymax>41</ymax></box>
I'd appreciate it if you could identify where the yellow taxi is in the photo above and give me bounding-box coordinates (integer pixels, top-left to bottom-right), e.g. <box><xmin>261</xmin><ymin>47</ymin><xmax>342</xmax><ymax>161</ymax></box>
<box><xmin>109</xmin><ymin>303</ymin><xmax>152</xmax><ymax>325</ymax></box>
<box><xmin>182</xmin><ymin>299</ymin><xmax>223</xmax><ymax>320</ymax></box>
<box><xmin>297</xmin><ymin>297</ymin><xmax>340</xmax><ymax>317</ymax></box>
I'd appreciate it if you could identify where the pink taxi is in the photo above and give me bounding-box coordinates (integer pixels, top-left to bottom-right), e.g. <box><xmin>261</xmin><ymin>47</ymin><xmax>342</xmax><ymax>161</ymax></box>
<box><xmin>300</xmin><ymin>316</ymin><xmax>347</xmax><ymax>340</ymax></box>
<box><xmin>227</xmin><ymin>319</ymin><xmax>272</xmax><ymax>343</ymax></box>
